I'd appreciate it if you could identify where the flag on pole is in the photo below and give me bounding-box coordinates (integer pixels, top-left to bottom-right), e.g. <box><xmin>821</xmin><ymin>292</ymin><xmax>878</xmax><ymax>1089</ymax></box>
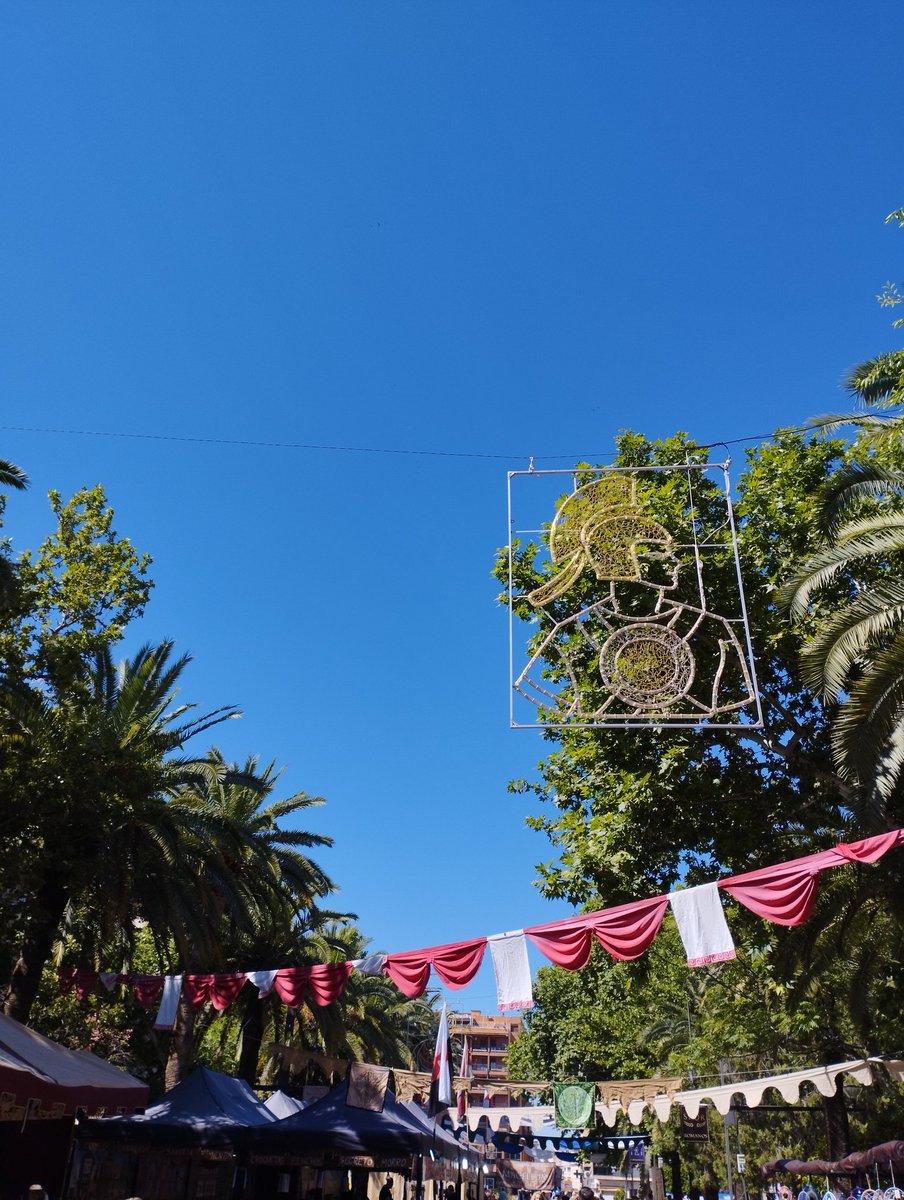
<box><xmin>457</xmin><ymin>1035</ymin><xmax>472</xmax><ymax>1120</ymax></box>
<box><xmin>428</xmin><ymin>1004</ymin><xmax>453</xmax><ymax>1116</ymax></box>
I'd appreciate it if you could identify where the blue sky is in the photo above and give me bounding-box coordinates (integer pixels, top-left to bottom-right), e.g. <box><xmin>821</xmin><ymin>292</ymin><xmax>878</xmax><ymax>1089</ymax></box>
<box><xmin>1</xmin><ymin>3</ymin><xmax>903</xmax><ymax>1012</ymax></box>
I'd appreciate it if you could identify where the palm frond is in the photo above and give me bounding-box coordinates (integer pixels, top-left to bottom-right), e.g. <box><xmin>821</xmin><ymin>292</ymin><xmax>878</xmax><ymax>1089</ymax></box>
<box><xmin>844</xmin><ymin>350</ymin><xmax>904</xmax><ymax>408</ymax></box>
<box><xmin>0</xmin><ymin>457</ymin><xmax>28</xmax><ymax>491</ymax></box>
<box><xmin>814</xmin><ymin>462</ymin><xmax>904</xmax><ymax>537</ymax></box>
<box><xmin>800</xmin><ymin>580</ymin><xmax>904</xmax><ymax>697</ymax></box>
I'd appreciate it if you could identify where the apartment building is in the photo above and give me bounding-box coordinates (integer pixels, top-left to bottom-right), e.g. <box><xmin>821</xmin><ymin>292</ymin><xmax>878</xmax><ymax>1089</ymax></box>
<box><xmin>449</xmin><ymin>1009</ymin><xmax>522</xmax><ymax>1108</ymax></box>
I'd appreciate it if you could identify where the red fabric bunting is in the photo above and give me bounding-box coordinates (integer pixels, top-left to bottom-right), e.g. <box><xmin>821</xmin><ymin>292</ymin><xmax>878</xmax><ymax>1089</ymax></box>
<box><xmin>59</xmin><ymin>967</ymin><xmax>99</xmax><ymax>1000</ymax></box>
<box><xmin>271</xmin><ymin>964</ymin><xmax>354</xmax><ymax>1007</ymax></box>
<box><xmin>526</xmin><ymin>897</ymin><xmax>669</xmax><ymax>968</ymax></box>
<box><xmin>132</xmin><ymin>975</ymin><xmax>165</xmax><ymax>1007</ymax></box>
<box><xmin>525</xmin><ymin>913</ymin><xmax>595</xmax><ymax>970</ymax></box>
<box><xmin>720</xmin><ymin>863</ymin><xmax>820</xmax><ymax>925</ymax></box>
<box><xmin>182</xmin><ymin>974</ymin><xmax>247</xmax><ymax>1010</ymax></box>
<box><xmin>56</xmin><ymin>828</ymin><xmax>904</xmax><ymax>1010</ymax></box>
<box><xmin>431</xmin><ymin>939</ymin><xmax>487</xmax><ymax>988</ymax></box>
<box><xmin>183</xmin><ymin>975</ymin><xmax>215</xmax><ymax>1008</ymax></box>
<box><xmin>383</xmin><ymin>953</ymin><xmax>431</xmax><ymax>998</ymax></box>
<box><xmin>210</xmin><ymin>974</ymin><xmax>247</xmax><ymax>1011</ymax></box>
<box><xmin>590</xmin><ymin>894</ymin><xmax>670</xmax><ymax>960</ymax></box>
<box><xmin>836</xmin><ymin>830</ymin><xmax>904</xmax><ymax>864</ymax></box>
<box><xmin>273</xmin><ymin>967</ymin><xmax>309</xmax><ymax>1007</ymax></box>
<box><xmin>307</xmin><ymin>962</ymin><xmax>353</xmax><ymax>1005</ymax></box>
<box><xmin>384</xmin><ymin>939</ymin><xmax>487</xmax><ymax>998</ymax></box>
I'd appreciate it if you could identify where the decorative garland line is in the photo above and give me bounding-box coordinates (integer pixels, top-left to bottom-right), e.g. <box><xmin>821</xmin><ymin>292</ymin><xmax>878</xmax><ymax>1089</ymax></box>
<box><xmin>60</xmin><ymin>829</ymin><xmax>904</xmax><ymax>1015</ymax></box>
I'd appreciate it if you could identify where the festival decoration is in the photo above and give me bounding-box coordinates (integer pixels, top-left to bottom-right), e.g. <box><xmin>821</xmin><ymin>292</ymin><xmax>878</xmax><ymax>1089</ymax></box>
<box><xmin>61</xmin><ymin>829</ymin><xmax>904</xmax><ymax>1016</ymax></box>
<box><xmin>507</xmin><ymin>462</ymin><xmax>763</xmax><ymax>729</ymax></box>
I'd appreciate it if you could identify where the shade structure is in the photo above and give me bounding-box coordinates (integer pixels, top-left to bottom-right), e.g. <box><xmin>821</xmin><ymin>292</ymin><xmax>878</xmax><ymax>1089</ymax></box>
<box><xmin>264</xmin><ymin>1089</ymin><xmax>307</xmax><ymax>1119</ymax></box>
<box><xmin>0</xmin><ymin>1011</ymin><xmax>148</xmax><ymax>1117</ymax></box>
<box><xmin>79</xmin><ymin>1065</ymin><xmax>276</xmax><ymax>1148</ymax></box>
<box><xmin>248</xmin><ymin>1077</ymin><xmax>459</xmax><ymax>1164</ymax></box>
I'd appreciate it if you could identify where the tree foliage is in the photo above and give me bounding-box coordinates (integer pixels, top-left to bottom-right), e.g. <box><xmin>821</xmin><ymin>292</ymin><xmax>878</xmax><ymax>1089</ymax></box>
<box><xmin>496</xmin><ymin>422</ymin><xmax>904</xmax><ymax>1169</ymax></box>
<box><xmin>780</xmin><ymin>210</ymin><xmax>904</xmax><ymax>804</ymax></box>
<box><xmin>496</xmin><ymin>429</ymin><xmax>861</xmax><ymax>911</ymax></box>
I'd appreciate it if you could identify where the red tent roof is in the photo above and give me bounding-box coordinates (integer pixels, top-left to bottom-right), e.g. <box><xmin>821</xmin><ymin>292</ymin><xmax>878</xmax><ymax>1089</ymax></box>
<box><xmin>0</xmin><ymin>1013</ymin><xmax>149</xmax><ymax>1117</ymax></box>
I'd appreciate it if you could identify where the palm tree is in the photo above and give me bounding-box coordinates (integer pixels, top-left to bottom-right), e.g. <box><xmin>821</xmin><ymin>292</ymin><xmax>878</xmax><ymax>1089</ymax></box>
<box><xmin>0</xmin><ymin>455</ymin><xmax>28</xmax><ymax>607</ymax></box>
<box><xmin>779</xmin><ymin>461</ymin><xmax>904</xmax><ymax>812</ymax></box>
<box><xmin>779</xmin><ymin>207</ymin><xmax>904</xmax><ymax>810</ymax></box>
<box><xmin>269</xmin><ymin>923</ymin><xmax>439</xmax><ymax>1090</ymax></box>
<box><xmin>1</xmin><ymin>641</ymin><xmax>243</xmax><ymax>1022</ymax></box>
<box><xmin>160</xmin><ymin>752</ymin><xmax>339</xmax><ymax>1086</ymax></box>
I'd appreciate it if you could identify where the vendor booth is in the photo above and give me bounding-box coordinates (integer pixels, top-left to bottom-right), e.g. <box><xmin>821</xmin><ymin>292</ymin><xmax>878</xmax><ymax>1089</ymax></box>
<box><xmin>71</xmin><ymin>1066</ymin><xmax>276</xmax><ymax>1200</ymax></box>
<box><xmin>0</xmin><ymin>1012</ymin><xmax>148</xmax><ymax>1200</ymax></box>
<box><xmin>247</xmin><ymin>1076</ymin><xmax>476</xmax><ymax>1200</ymax></box>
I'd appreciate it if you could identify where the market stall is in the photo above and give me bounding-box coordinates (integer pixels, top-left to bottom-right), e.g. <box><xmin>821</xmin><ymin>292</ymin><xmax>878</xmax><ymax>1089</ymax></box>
<box><xmin>0</xmin><ymin>1012</ymin><xmax>148</xmax><ymax>1200</ymax></box>
<box><xmin>70</xmin><ymin>1066</ymin><xmax>276</xmax><ymax>1200</ymax></box>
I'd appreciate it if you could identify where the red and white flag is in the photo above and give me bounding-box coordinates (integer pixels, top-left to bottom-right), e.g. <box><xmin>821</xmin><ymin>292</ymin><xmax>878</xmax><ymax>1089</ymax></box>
<box><xmin>428</xmin><ymin>1003</ymin><xmax>453</xmax><ymax>1116</ymax></box>
<box><xmin>457</xmin><ymin>1035</ymin><xmax>472</xmax><ymax>1119</ymax></box>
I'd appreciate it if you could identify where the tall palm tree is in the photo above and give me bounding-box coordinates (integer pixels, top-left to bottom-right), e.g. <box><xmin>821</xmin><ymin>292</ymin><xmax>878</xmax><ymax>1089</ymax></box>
<box><xmin>274</xmin><ymin>923</ymin><xmax>439</xmax><ymax>1082</ymax></box>
<box><xmin>779</xmin><ymin>461</ymin><xmax>904</xmax><ymax>812</ymax></box>
<box><xmin>779</xmin><ymin>207</ymin><xmax>904</xmax><ymax>810</ymax></box>
<box><xmin>1</xmin><ymin>641</ymin><xmax>243</xmax><ymax>1022</ymax></box>
<box><xmin>0</xmin><ymin>455</ymin><xmax>28</xmax><ymax>607</ymax></box>
<box><xmin>160</xmin><ymin>752</ymin><xmax>339</xmax><ymax>1086</ymax></box>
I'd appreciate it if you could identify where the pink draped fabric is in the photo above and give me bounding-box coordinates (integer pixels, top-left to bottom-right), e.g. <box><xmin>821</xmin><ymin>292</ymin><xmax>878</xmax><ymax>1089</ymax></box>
<box><xmin>307</xmin><ymin>962</ymin><xmax>353</xmax><ymax>1005</ymax></box>
<box><xmin>384</xmin><ymin>939</ymin><xmax>487</xmax><ymax>998</ymax></box>
<box><xmin>271</xmin><ymin>964</ymin><xmax>354</xmax><ymax>1007</ymax></box>
<box><xmin>209</xmin><ymin>974</ymin><xmax>246</xmax><ymax>1011</ymax></box>
<box><xmin>525</xmin><ymin>913</ymin><xmax>596</xmax><ymax>970</ymax></box>
<box><xmin>132</xmin><ymin>975</ymin><xmax>165</xmax><ymax>1007</ymax></box>
<box><xmin>55</xmin><ymin>829</ymin><xmax>904</xmax><ymax>1008</ymax></box>
<box><xmin>183</xmin><ymin>975</ymin><xmax>215</xmax><ymax>1008</ymax></box>
<box><xmin>591</xmin><ymin>895</ymin><xmax>670</xmax><ymax>960</ymax></box>
<box><xmin>383</xmin><ymin>953</ymin><xmax>431</xmax><ymax>998</ymax></box>
<box><xmin>720</xmin><ymin>863</ymin><xmax>821</xmax><ymax>925</ymax></box>
<box><xmin>836</xmin><ymin>830</ymin><xmax>904</xmax><ymax>863</ymax></box>
<box><xmin>431</xmin><ymin>939</ymin><xmax>487</xmax><ymax>988</ymax></box>
<box><xmin>59</xmin><ymin>968</ymin><xmax>99</xmax><ymax>1000</ymax></box>
<box><xmin>526</xmin><ymin>897</ymin><xmax>669</xmax><ymax>968</ymax></box>
<box><xmin>273</xmin><ymin>968</ymin><xmax>309</xmax><ymax>1007</ymax></box>
<box><xmin>181</xmin><ymin>974</ymin><xmax>247</xmax><ymax>1010</ymax></box>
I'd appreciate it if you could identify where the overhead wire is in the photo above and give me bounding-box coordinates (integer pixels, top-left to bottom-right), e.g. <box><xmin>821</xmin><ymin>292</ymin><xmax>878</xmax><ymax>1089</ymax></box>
<box><xmin>0</xmin><ymin>422</ymin><xmax>807</xmax><ymax>463</ymax></box>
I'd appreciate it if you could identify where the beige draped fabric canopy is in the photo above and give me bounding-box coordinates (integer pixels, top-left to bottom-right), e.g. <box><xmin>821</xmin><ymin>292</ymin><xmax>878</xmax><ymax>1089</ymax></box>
<box><xmin>269</xmin><ymin>1045</ymin><xmax>897</xmax><ymax>1130</ymax></box>
<box><xmin>461</xmin><ymin>1060</ymin><xmax>893</xmax><ymax>1131</ymax></box>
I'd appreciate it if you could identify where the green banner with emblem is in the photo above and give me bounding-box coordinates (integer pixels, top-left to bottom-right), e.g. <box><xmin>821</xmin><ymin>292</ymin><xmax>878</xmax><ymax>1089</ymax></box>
<box><xmin>553</xmin><ymin>1082</ymin><xmax>595</xmax><ymax>1129</ymax></box>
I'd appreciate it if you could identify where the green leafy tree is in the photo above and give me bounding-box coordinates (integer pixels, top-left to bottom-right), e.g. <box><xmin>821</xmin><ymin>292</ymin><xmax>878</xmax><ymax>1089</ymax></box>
<box><xmin>496</xmin><ymin>427</ymin><xmax>904</xmax><ymax>1161</ymax></box>
<box><xmin>496</xmin><ymin>429</ymin><xmax>857</xmax><ymax>910</ymax></box>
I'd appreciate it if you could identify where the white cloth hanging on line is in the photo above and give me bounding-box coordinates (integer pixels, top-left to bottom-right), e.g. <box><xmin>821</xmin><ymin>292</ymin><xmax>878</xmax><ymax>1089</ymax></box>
<box><xmin>153</xmin><ymin>974</ymin><xmax>183</xmax><ymax>1031</ymax></box>
<box><xmin>669</xmin><ymin>882</ymin><xmax>736</xmax><ymax>967</ymax></box>
<box><xmin>488</xmin><ymin>931</ymin><xmax>534</xmax><ymax>1011</ymax></box>
<box><xmin>245</xmin><ymin>969</ymin><xmax>278</xmax><ymax>997</ymax></box>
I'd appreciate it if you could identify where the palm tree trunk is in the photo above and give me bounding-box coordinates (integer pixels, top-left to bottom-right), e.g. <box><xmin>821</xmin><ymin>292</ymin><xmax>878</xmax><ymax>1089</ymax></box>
<box><xmin>237</xmin><ymin>993</ymin><xmax>265</xmax><ymax>1085</ymax></box>
<box><xmin>3</xmin><ymin>876</ymin><xmax>69</xmax><ymax>1023</ymax></box>
<box><xmin>823</xmin><ymin>1076</ymin><xmax>850</xmax><ymax>1161</ymax></box>
<box><xmin>164</xmin><ymin>987</ymin><xmax>198</xmax><ymax>1089</ymax></box>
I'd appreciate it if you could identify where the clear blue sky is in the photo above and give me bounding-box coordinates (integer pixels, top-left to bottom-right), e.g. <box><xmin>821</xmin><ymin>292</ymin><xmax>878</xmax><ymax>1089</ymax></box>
<box><xmin>1</xmin><ymin>3</ymin><xmax>902</xmax><ymax>1012</ymax></box>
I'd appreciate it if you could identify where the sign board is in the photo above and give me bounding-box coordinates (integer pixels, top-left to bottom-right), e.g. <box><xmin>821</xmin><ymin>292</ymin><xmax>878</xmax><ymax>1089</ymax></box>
<box><xmin>679</xmin><ymin>1110</ymin><xmax>709</xmax><ymax>1143</ymax></box>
